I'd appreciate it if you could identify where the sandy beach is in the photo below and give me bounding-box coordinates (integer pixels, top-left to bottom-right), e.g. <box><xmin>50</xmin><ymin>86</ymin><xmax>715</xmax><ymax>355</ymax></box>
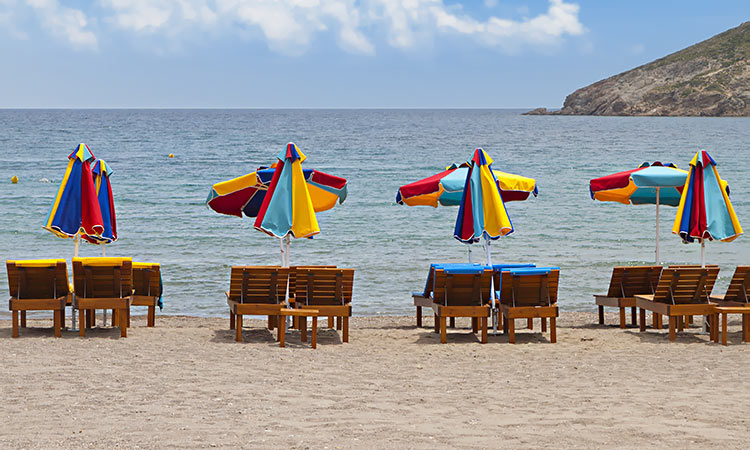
<box><xmin>1</xmin><ymin>312</ymin><xmax>749</xmax><ymax>449</ymax></box>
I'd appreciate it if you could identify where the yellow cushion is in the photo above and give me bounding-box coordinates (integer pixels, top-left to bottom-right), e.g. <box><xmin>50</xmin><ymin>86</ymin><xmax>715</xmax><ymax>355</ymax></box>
<box><xmin>8</xmin><ymin>259</ymin><xmax>66</xmax><ymax>267</ymax></box>
<box><xmin>73</xmin><ymin>257</ymin><xmax>132</xmax><ymax>267</ymax></box>
<box><xmin>133</xmin><ymin>262</ymin><xmax>160</xmax><ymax>269</ymax></box>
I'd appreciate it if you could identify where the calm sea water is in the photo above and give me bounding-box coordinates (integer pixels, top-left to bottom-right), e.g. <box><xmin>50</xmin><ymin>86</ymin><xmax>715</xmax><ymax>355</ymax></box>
<box><xmin>1</xmin><ymin>109</ymin><xmax>749</xmax><ymax>318</ymax></box>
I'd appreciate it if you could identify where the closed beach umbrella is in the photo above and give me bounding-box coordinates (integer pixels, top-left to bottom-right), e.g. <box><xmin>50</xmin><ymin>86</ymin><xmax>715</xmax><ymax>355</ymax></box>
<box><xmin>82</xmin><ymin>159</ymin><xmax>117</xmax><ymax>249</ymax></box>
<box><xmin>43</xmin><ymin>143</ymin><xmax>104</xmax><ymax>255</ymax></box>
<box><xmin>454</xmin><ymin>148</ymin><xmax>528</xmax><ymax>332</ymax></box>
<box><xmin>396</xmin><ymin>156</ymin><xmax>537</xmax><ymax>261</ymax></box>
<box><xmin>672</xmin><ymin>150</ymin><xmax>742</xmax><ymax>266</ymax></box>
<box><xmin>589</xmin><ymin>162</ymin><xmax>689</xmax><ymax>263</ymax></box>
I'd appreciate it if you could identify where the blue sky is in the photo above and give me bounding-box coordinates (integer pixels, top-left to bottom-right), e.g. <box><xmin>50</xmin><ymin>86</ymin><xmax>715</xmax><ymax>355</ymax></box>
<box><xmin>1</xmin><ymin>0</ymin><xmax>748</xmax><ymax>108</ymax></box>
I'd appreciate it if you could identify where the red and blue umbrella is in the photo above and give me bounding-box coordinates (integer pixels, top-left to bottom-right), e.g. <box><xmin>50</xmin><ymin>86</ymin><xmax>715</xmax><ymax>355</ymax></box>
<box><xmin>673</xmin><ymin>150</ymin><xmax>742</xmax><ymax>265</ymax></box>
<box><xmin>82</xmin><ymin>159</ymin><xmax>117</xmax><ymax>245</ymax></box>
<box><xmin>43</xmin><ymin>143</ymin><xmax>104</xmax><ymax>243</ymax></box>
<box><xmin>590</xmin><ymin>162</ymin><xmax>689</xmax><ymax>263</ymax></box>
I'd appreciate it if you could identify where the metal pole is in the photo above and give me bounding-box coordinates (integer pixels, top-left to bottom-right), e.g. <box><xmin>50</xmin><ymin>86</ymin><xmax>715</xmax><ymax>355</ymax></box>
<box><xmin>485</xmin><ymin>235</ymin><xmax>498</xmax><ymax>335</ymax></box>
<box><xmin>279</xmin><ymin>237</ymin><xmax>285</xmax><ymax>266</ymax></box>
<box><xmin>655</xmin><ymin>188</ymin><xmax>660</xmax><ymax>264</ymax></box>
<box><xmin>101</xmin><ymin>244</ymin><xmax>107</xmax><ymax>326</ymax></box>
<box><xmin>468</xmin><ymin>246</ymin><xmax>472</xmax><ymax>263</ymax></box>
<box><xmin>701</xmin><ymin>240</ymin><xmax>706</xmax><ymax>268</ymax></box>
<box><xmin>285</xmin><ymin>235</ymin><xmax>291</xmax><ymax>267</ymax></box>
<box><xmin>72</xmin><ymin>234</ymin><xmax>79</xmax><ymax>330</ymax></box>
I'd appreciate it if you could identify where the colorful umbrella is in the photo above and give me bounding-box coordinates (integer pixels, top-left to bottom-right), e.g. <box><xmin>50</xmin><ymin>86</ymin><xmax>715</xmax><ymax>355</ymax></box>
<box><xmin>672</xmin><ymin>150</ymin><xmax>742</xmax><ymax>266</ymax></box>
<box><xmin>206</xmin><ymin>162</ymin><xmax>347</xmax><ymax>222</ymax></box>
<box><xmin>43</xmin><ymin>143</ymin><xmax>104</xmax><ymax>255</ymax></box>
<box><xmin>82</xmin><ymin>159</ymin><xmax>117</xmax><ymax>249</ymax></box>
<box><xmin>396</xmin><ymin>162</ymin><xmax>537</xmax><ymax>207</ymax></box>
<box><xmin>589</xmin><ymin>162</ymin><xmax>689</xmax><ymax>263</ymax></box>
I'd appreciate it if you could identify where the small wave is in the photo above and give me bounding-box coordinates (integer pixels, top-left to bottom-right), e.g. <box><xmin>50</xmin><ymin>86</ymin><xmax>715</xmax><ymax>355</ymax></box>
<box><xmin>38</xmin><ymin>178</ymin><xmax>51</xmax><ymax>183</ymax></box>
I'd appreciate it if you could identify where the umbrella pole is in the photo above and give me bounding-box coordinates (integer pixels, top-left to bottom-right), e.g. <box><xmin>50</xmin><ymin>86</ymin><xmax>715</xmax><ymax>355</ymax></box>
<box><xmin>71</xmin><ymin>234</ymin><xmax>79</xmax><ymax>331</ymax></box>
<box><xmin>468</xmin><ymin>246</ymin><xmax>472</xmax><ymax>264</ymax></box>
<box><xmin>655</xmin><ymin>188</ymin><xmax>660</xmax><ymax>264</ymax></box>
<box><xmin>485</xmin><ymin>236</ymin><xmax>498</xmax><ymax>335</ymax></box>
<box><xmin>701</xmin><ymin>240</ymin><xmax>706</xmax><ymax>268</ymax></box>
<box><xmin>286</xmin><ymin>235</ymin><xmax>291</xmax><ymax>267</ymax></box>
<box><xmin>101</xmin><ymin>243</ymin><xmax>107</xmax><ymax>326</ymax></box>
<box><xmin>279</xmin><ymin>237</ymin><xmax>286</xmax><ymax>266</ymax></box>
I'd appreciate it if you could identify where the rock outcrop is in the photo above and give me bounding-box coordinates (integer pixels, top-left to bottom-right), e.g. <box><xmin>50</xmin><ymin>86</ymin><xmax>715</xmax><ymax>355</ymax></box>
<box><xmin>531</xmin><ymin>22</ymin><xmax>750</xmax><ymax>117</ymax></box>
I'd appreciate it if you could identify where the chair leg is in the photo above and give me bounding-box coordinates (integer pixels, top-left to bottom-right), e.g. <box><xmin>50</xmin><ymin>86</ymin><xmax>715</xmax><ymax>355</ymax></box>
<box><xmin>598</xmin><ymin>305</ymin><xmax>604</xmax><ymax>325</ymax></box>
<box><xmin>328</xmin><ymin>315</ymin><xmax>334</xmax><ymax>329</ymax></box>
<box><xmin>111</xmin><ymin>309</ymin><xmax>117</xmax><ymax>326</ymax></box>
<box><xmin>148</xmin><ymin>305</ymin><xmax>155</xmax><ymax>327</ymax></box>
<box><xmin>743</xmin><ymin>314</ymin><xmax>750</xmax><ymax>343</ymax></box>
<box><xmin>235</xmin><ymin>314</ymin><xmax>243</xmax><ymax>342</ymax></box>
<box><xmin>472</xmin><ymin>317</ymin><xmax>478</xmax><ymax>334</ymax></box>
<box><xmin>449</xmin><ymin>317</ymin><xmax>455</xmax><ymax>329</ymax></box>
<box><xmin>541</xmin><ymin>317</ymin><xmax>547</xmax><ymax>332</ymax></box>
<box><xmin>688</xmin><ymin>315</ymin><xmax>694</xmax><ymax>325</ymax></box>
<box><xmin>481</xmin><ymin>317</ymin><xmax>487</xmax><ymax>344</ymax></box>
<box><xmin>416</xmin><ymin>306</ymin><xmax>422</xmax><ymax>327</ymax></box>
<box><xmin>120</xmin><ymin>308</ymin><xmax>127</xmax><ymax>338</ymax></box>
<box><xmin>336</xmin><ymin>316</ymin><xmax>342</xmax><ymax>330</ymax></box>
<box><xmin>79</xmin><ymin>309</ymin><xmax>86</xmax><ymax>337</ymax></box>
<box><xmin>711</xmin><ymin>314</ymin><xmax>719</xmax><ymax>343</ymax></box>
<box><xmin>434</xmin><ymin>314</ymin><xmax>439</xmax><ymax>334</ymax></box>
<box><xmin>550</xmin><ymin>317</ymin><xmax>557</xmax><ymax>343</ymax></box>
<box><xmin>20</xmin><ymin>311</ymin><xmax>26</xmax><ymax>328</ymax></box>
<box><xmin>278</xmin><ymin>315</ymin><xmax>286</xmax><ymax>347</ymax></box>
<box><xmin>11</xmin><ymin>310</ymin><xmax>19</xmax><ymax>338</ymax></box>
<box><xmin>631</xmin><ymin>307</ymin><xmax>637</xmax><ymax>326</ymax></box>
<box><xmin>502</xmin><ymin>312</ymin><xmax>509</xmax><ymax>334</ymax></box>
<box><xmin>668</xmin><ymin>316</ymin><xmax>676</xmax><ymax>341</ymax></box>
<box><xmin>439</xmin><ymin>316</ymin><xmax>447</xmax><ymax>344</ymax></box>
<box><xmin>653</xmin><ymin>312</ymin><xmax>661</xmax><ymax>329</ymax></box>
<box><xmin>229</xmin><ymin>311</ymin><xmax>235</xmax><ymax>330</ymax></box>
<box><xmin>508</xmin><ymin>318</ymin><xmax>515</xmax><ymax>344</ymax></box>
<box><xmin>54</xmin><ymin>310</ymin><xmax>61</xmax><ymax>337</ymax></box>
<box><xmin>527</xmin><ymin>318</ymin><xmax>533</xmax><ymax>330</ymax></box>
<box><xmin>312</xmin><ymin>316</ymin><xmax>318</xmax><ymax>349</ymax></box>
<box><xmin>722</xmin><ymin>313</ymin><xmax>728</xmax><ymax>346</ymax></box>
<box><xmin>619</xmin><ymin>307</ymin><xmax>626</xmax><ymax>329</ymax></box>
<box><xmin>343</xmin><ymin>316</ymin><xmax>349</xmax><ymax>343</ymax></box>
<box><xmin>639</xmin><ymin>308</ymin><xmax>646</xmax><ymax>332</ymax></box>
<box><xmin>301</xmin><ymin>316</ymin><xmax>307</xmax><ymax>342</ymax></box>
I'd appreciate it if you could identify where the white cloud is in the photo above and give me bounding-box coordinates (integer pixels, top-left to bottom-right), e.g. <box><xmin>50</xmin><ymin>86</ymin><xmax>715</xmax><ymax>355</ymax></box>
<box><xmin>2</xmin><ymin>0</ymin><xmax>584</xmax><ymax>55</ymax></box>
<box><xmin>25</xmin><ymin>0</ymin><xmax>97</xmax><ymax>50</ymax></box>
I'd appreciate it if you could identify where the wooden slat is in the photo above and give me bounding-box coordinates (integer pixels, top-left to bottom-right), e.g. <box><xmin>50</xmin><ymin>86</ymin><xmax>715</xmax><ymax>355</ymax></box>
<box><xmin>432</xmin><ymin>269</ymin><xmax>492</xmax><ymax>307</ymax></box>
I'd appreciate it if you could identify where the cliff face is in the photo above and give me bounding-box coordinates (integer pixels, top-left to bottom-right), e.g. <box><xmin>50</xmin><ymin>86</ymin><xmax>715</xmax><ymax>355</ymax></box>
<box><xmin>552</xmin><ymin>22</ymin><xmax>750</xmax><ymax>116</ymax></box>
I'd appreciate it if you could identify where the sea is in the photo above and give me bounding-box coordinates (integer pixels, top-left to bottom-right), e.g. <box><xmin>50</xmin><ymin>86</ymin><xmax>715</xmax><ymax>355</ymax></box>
<box><xmin>1</xmin><ymin>109</ymin><xmax>749</xmax><ymax>318</ymax></box>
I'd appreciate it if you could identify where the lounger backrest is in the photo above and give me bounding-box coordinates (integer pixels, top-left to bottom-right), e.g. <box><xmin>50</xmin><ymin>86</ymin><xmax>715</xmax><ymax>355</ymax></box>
<box><xmin>652</xmin><ymin>267</ymin><xmax>719</xmax><ymax>304</ymax></box>
<box><xmin>6</xmin><ymin>260</ymin><xmax>69</xmax><ymax>299</ymax></box>
<box><xmin>667</xmin><ymin>265</ymin><xmax>719</xmax><ymax>294</ymax></box>
<box><xmin>605</xmin><ymin>265</ymin><xmax>662</xmax><ymax>297</ymax></box>
<box><xmin>73</xmin><ymin>257</ymin><xmax>133</xmax><ymax>299</ymax></box>
<box><xmin>498</xmin><ymin>269</ymin><xmax>560</xmax><ymax>307</ymax></box>
<box><xmin>295</xmin><ymin>268</ymin><xmax>354</xmax><ymax>306</ymax></box>
<box><xmin>432</xmin><ymin>268</ymin><xmax>492</xmax><ymax>307</ymax></box>
<box><xmin>132</xmin><ymin>262</ymin><xmax>161</xmax><ymax>297</ymax></box>
<box><xmin>722</xmin><ymin>265</ymin><xmax>750</xmax><ymax>303</ymax></box>
<box><xmin>288</xmin><ymin>265</ymin><xmax>336</xmax><ymax>297</ymax></box>
<box><xmin>228</xmin><ymin>266</ymin><xmax>289</xmax><ymax>304</ymax></box>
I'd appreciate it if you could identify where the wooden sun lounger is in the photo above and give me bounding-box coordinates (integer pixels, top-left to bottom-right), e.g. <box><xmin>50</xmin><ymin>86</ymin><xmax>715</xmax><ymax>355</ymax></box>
<box><xmin>130</xmin><ymin>262</ymin><xmax>162</xmax><ymax>327</ymax></box>
<box><xmin>594</xmin><ymin>265</ymin><xmax>662</xmax><ymax>328</ymax></box>
<box><xmin>635</xmin><ymin>267</ymin><xmax>720</xmax><ymax>342</ymax></box>
<box><xmin>430</xmin><ymin>267</ymin><xmax>492</xmax><ymax>344</ymax></box>
<box><xmin>6</xmin><ymin>259</ymin><xmax>70</xmax><ymax>338</ymax></box>
<box><xmin>497</xmin><ymin>268</ymin><xmax>560</xmax><ymax>344</ymax></box>
<box><xmin>226</xmin><ymin>266</ymin><xmax>289</xmax><ymax>343</ymax></box>
<box><xmin>289</xmin><ymin>265</ymin><xmax>337</xmax><ymax>329</ymax></box>
<box><xmin>709</xmin><ymin>266</ymin><xmax>750</xmax><ymax>345</ymax></box>
<box><xmin>72</xmin><ymin>257</ymin><xmax>133</xmax><ymax>338</ymax></box>
<box><xmin>293</xmin><ymin>267</ymin><xmax>354</xmax><ymax>343</ymax></box>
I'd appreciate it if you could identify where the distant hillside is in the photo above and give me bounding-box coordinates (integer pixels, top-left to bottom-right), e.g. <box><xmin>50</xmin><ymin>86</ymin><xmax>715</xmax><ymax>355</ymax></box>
<box><xmin>527</xmin><ymin>22</ymin><xmax>750</xmax><ymax>116</ymax></box>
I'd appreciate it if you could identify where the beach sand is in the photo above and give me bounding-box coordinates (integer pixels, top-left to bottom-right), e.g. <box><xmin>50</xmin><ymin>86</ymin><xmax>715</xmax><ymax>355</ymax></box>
<box><xmin>1</xmin><ymin>312</ymin><xmax>749</xmax><ymax>449</ymax></box>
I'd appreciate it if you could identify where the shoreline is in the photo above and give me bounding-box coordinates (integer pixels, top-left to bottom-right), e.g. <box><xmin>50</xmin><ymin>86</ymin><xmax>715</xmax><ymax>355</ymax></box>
<box><xmin>2</xmin><ymin>312</ymin><xmax>750</xmax><ymax>448</ymax></box>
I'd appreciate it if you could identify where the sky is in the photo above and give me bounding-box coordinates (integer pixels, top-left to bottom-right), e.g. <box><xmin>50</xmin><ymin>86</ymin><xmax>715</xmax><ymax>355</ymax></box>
<box><xmin>0</xmin><ymin>0</ymin><xmax>748</xmax><ymax>108</ymax></box>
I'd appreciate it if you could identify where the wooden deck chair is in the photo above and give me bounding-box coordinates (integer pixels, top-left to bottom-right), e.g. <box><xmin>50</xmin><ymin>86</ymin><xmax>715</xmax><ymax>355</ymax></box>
<box><xmin>226</xmin><ymin>266</ymin><xmax>289</xmax><ymax>343</ymax></box>
<box><xmin>6</xmin><ymin>259</ymin><xmax>69</xmax><ymax>338</ymax></box>
<box><xmin>294</xmin><ymin>267</ymin><xmax>354</xmax><ymax>343</ymax></box>
<box><xmin>661</xmin><ymin>264</ymin><xmax>720</xmax><ymax>329</ymax></box>
<box><xmin>412</xmin><ymin>263</ymin><xmax>445</xmax><ymax>328</ymax></box>
<box><xmin>72</xmin><ymin>257</ymin><xmax>133</xmax><ymax>338</ymax></box>
<box><xmin>430</xmin><ymin>267</ymin><xmax>492</xmax><ymax>344</ymax></box>
<box><xmin>288</xmin><ymin>265</ymin><xmax>336</xmax><ymax>329</ymax></box>
<box><xmin>710</xmin><ymin>266</ymin><xmax>750</xmax><ymax>306</ymax></box>
<box><xmin>635</xmin><ymin>267</ymin><xmax>720</xmax><ymax>342</ymax></box>
<box><xmin>594</xmin><ymin>265</ymin><xmax>662</xmax><ymax>328</ymax></box>
<box><xmin>130</xmin><ymin>262</ymin><xmax>161</xmax><ymax>327</ymax></box>
<box><xmin>497</xmin><ymin>267</ymin><xmax>560</xmax><ymax>344</ymax></box>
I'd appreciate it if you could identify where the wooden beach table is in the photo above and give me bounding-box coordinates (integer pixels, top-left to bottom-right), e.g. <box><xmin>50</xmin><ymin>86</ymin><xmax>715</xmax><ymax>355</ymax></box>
<box><xmin>278</xmin><ymin>308</ymin><xmax>319</xmax><ymax>349</ymax></box>
<box><xmin>709</xmin><ymin>265</ymin><xmax>750</xmax><ymax>345</ymax></box>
